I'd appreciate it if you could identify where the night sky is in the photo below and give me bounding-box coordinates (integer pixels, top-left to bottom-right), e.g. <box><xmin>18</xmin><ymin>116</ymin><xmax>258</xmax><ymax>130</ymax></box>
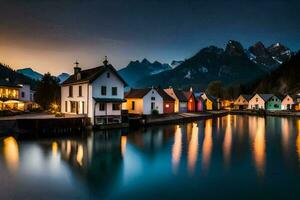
<box><xmin>0</xmin><ymin>0</ymin><xmax>299</xmax><ymax>75</ymax></box>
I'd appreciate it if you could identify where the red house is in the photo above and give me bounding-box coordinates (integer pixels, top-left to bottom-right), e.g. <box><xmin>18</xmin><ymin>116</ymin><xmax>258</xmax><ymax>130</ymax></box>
<box><xmin>156</xmin><ymin>88</ymin><xmax>175</xmax><ymax>113</ymax></box>
<box><xmin>183</xmin><ymin>90</ymin><xmax>196</xmax><ymax>112</ymax></box>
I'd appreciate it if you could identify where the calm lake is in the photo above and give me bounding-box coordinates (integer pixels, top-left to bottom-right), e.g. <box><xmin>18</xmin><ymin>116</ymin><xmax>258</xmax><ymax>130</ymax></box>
<box><xmin>0</xmin><ymin>115</ymin><xmax>300</xmax><ymax>199</ymax></box>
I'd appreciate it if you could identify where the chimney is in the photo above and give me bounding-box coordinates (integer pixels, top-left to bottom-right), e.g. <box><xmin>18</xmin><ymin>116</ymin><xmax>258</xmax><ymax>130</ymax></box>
<box><xmin>73</xmin><ymin>61</ymin><xmax>81</xmax><ymax>75</ymax></box>
<box><xmin>103</xmin><ymin>56</ymin><xmax>108</xmax><ymax>67</ymax></box>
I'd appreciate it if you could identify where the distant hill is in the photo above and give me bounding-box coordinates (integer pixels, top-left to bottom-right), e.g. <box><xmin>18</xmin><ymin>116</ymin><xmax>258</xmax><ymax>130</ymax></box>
<box><xmin>135</xmin><ymin>40</ymin><xmax>294</xmax><ymax>90</ymax></box>
<box><xmin>17</xmin><ymin>68</ymin><xmax>43</xmax><ymax>80</ymax></box>
<box><xmin>253</xmin><ymin>51</ymin><xmax>300</xmax><ymax>94</ymax></box>
<box><xmin>118</xmin><ymin>58</ymin><xmax>172</xmax><ymax>86</ymax></box>
<box><xmin>57</xmin><ymin>73</ymin><xmax>70</xmax><ymax>84</ymax></box>
<box><xmin>0</xmin><ymin>63</ymin><xmax>39</xmax><ymax>90</ymax></box>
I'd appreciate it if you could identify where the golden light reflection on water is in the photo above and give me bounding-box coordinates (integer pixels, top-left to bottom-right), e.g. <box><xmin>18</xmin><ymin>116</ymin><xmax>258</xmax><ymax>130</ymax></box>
<box><xmin>188</xmin><ymin>123</ymin><xmax>199</xmax><ymax>174</ymax></box>
<box><xmin>202</xmin><ymin>119</ymin><xmax>213</xmax><ymax>172</ymax></box>
<box><xmin>77</xmin><ymin>145</ymin><xmax>84</xmax><ymax>166</ymax></box>
<box><xmin>3</xmin><ymin>137</ymin><xmax>19</xmax><ymax>173</ymax></box>
<box><xmin>297</xmin><ymin>120</ymin><xmax>300</xmax><ymax>160</ymax></box>
<box><xmin>281</xmin><ymin>118</ymin><xmax>290</xmax><ymax>155</ymax></box>
<box><xmin>121</xmin><ymin>136</ymin><xmax>127</xmax><ymax>157</ymax></box>
<box><xmin>52</xmin><ymin>142</ymin><xmax>58</xmax><ymax>157</ymax></box>
<box><xmin>249</xmin><ymin>117</ymin><xmax>266</xmax><ymax>177</ymax></box>
<box><xmin>172</xmin><ymin>125</ymin><xmax>182</xmax><ymax>173</ymax></box>
<box><xmin>223</xmin><ymin>115</ymin><xmax>232</xmax><ymax>167</ymax></box>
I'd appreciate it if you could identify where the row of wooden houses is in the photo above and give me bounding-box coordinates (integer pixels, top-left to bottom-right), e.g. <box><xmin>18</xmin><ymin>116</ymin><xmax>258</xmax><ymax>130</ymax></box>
<box><xmin>235</xmin><ymin>94</ymin><xmax>300</xmax><ymax>111</ymax></box>
<box><xmin>122</xmin><ymin>87</ymin><xmax>219</xmax><ymax>115</ymax></box>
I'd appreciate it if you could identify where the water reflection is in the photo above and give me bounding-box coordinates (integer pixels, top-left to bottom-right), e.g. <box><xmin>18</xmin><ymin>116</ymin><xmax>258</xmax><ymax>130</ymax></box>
<box><xmin>172</xmin><ymin>125</ymin><xmax>182</xmax><ymax>173</ymax></box>
<box><xmin>2</xmin><ymin>137</ymin><xmax>19</xmax><ymax>173</ymax></box>
<box><xmin>188</xmin><ymin>123</ymin><xmax>199</xmax><ymax>174</ymax></box>
<box><xmin>202</xmin><ymin>119</ymin><xmax>213</xmax><ymax>172</ymax></box>
<box><xmin>223</xmin><ymin>115</ymin><xmax>232</xmax><ymax>167</ymax></box>
<box><xmin>0</xmin><ymin>116</ymin><xmax>300</xmax><ymax>199</ymax></box>
<box><xmin>249</xmin><ymin>117</ymin><xmax>266</xmax><ymax>177</ymax></box>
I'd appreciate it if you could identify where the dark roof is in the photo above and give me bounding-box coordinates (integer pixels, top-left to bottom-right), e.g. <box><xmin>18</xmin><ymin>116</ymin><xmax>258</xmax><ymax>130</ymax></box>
<box><xmin>257</xmin><ymin>94</ymin><xmax>274</xmax><ymax>102</ymax></box>
<box><xmin>156</xmin><ymin>88</ymin><xmax>175</xmax><ymax>102</ymax></box>
<box><xmin>0</xmin><ymin>80</ymin><xmax>21</xmax><ymax>88</ymax></box>
<box><xmin>240</xmin><ymin>94</ymin><xmax>252</xmax><ymax>101</ymax></box>
<box><xmin>173</xmin><ymin>90</ymin><xmax>188</xmax><ymax>102</ymax></box>
<box><xmin>93</xmin><ymin>98</ymin><xmax>126</xmax><ymax>103</ymax></box>
<box><xmin>62</xmin><ymin>64</ymin><xmax>127</xmax><ymax>86</ymax></box>
<box><xmin>125</xmin><ymin>88</ymin><xmax>151</xmax><ymax>98</ymax></box>
<box><xmin>183</xmin><ymin>91</ymin><xmax>195</xmax><ymax>100</ymax></box>
<box><xmin>205</xmin><ymin>94</ymin><xmax>217</xmax><ymax>103</ymax></box>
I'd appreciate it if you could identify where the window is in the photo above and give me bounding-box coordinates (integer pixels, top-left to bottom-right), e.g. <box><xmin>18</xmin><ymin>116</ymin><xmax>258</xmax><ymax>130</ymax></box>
<box><xmin>112</xmin><ymin>103</ymin><xmax>120</xmax><ymax>110</ymax></box>
<box><xmin>107</xmin><ymin>72</ymin><xmax>110</xmax><ymax>78</ymax></box>
<box><xmin>65</xmin><ymin>101</ymin><xmax>67</xmax><ymax>112</ymax></box>
<box><xmin>256</xmin><ymin>98</ymin><xmax>258</xmax><ymax>102</ymax></box>
<box><xmin>101</xmin><ymin>86</ymin><xmax>106</xmax><ymax>95</ymax></box>
<box><xmin>151</xmin><ymin>97</ymin><xmax>155</xmax><ymax>100</ymax></box>
<box><xmin>21</xmin><ymin>91</ymin><xmax>25</xmax><ymax>98</ymax></box>
<box><xmin>78</xmin><ymin>86</ymin><xmax>82</xmax><ymax>96</ymax></box>
<box><xmin>70</xmin><ymin>101</ymin><xmax>76</xmax><ymax>113</ymax></box>
<box><xmin>112</xmin><ymin>87</ymin><xmax>118</xmax><ymax>96</ymax></box>
<box><xmin>131</xmin><ymin>101</ymin><xmax>135</xmax><ymax>110</ymax></box>
<box><xmin>99</xmin><ymin>103</ymin><xmax>105</xmax><ymax>111</ymax></box>
<box><xmin>82</xmin><ymin>101</ymin><xmax>84</xmax><ymax>113</ymax></box>
<box><xmin>165</xmin><ymin>104</ymin><xmax>169</xmax><ymax>108</ymax></box>
<box><xmin>151</xmin><ymin>102</ymin><xmax>155</xmax><ymax>110</ymax></box>
<box><xmin>69</xmin><ymin>86</ymin><xmax>73</xmax><ymax>97</ymax></box>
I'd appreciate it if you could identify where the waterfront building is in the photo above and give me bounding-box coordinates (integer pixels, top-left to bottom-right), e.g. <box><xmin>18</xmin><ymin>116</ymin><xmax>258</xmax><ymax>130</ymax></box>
<box><xmin>194</xmin><ymin>92</ymin><xmax>205</xmax><ymax>111</ymax></box>
<box><xmin>164</xmin><ymin>87</ymin><xmax>188</xmax><ymax>112</ymax></box>
<box><xmin>0</xmin><ymin>80</ymin><xmax>36</xmax><ymax>111</ymax></box>
<box><xmin>248</xmin><ymin>94</ymin><xmax>281</xmax><ymax>110</ymax></box>
<box><xmin>123</xmin><ymin>87</ymin><xmax>175</xmax><ymax>115</ymax></box>
<box><xmin>61</xmin><ymin>59</ymin><xmax>127</xmax><ymax>125</ymax></box>
<box><xmin>183</xmin><ymin>89</ymin><xmax>196</xmax><ymax>112</ymax></box>
<box><xmin>281</xmin><ymin>95</ymin><xmax>295</xmax><ymax>110</ymax></box>
<box><xmin>234</xmin><ymin>94</ymin><xmax>252</xmax><ymax>110</ymax></box>
<box><xmin>201</xmin><ymin>93</ymin><xmax>217</xmax><ymax>111</ymax></box>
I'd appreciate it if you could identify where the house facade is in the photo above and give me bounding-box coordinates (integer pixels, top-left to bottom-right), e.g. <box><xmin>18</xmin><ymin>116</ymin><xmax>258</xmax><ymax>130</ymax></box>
<box><xmin>0</xmin><ymin>80</ymin><xmax>36</xmax><ymax>111</ymax></box>
<box><xmin>248</xmin><ymin>94</ymin><xmax>281</xmax><ymax>110</ymax></box>
<box><xmin>156</xmin><ymin>88</ymin><xmax>175</xmax><ymax>113</ymax></box>
<box><xmin>184</xmin><ymin>90</ymin><xmax>196</xmax><ymax>112</ymax></box>
<box><xmin>123</xmin><ymin>88</ymin><xmax>164</xmax><ymax>115</ymax></box>
<box><xmin>164</xmin><ymin>87</ymin><xmax>188</xmax><ymax>112</ymax></box>
<box><xmin>61</xmin><ymin>59</ymin><xmax>127</xmax><ymax>125</ymax></box>
<box><xmin>281</xmin><ymin>95</ymin><xmax>294</xmax><ymax>110</ymax></box>
<box><xmin>201</xmin><ymin>93</ymin><xmax>217</xmax><ymax>111</ymax></box>
<box><xmin>234</xmin><ymin>94</ymin><xmax>252</xmax><ymax>110</ymax></box>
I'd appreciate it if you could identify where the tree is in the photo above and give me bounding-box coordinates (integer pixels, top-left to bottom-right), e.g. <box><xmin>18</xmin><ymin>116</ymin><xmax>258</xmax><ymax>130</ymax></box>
<box><xmin>207</xmin><ymin>80</ymin><xmax>223</xmax><ymax>98</ymax></box>
<box><xmin>35</xmin><ymin>73</ymin><xmax>60</xmax><ymax>110</ymax></box>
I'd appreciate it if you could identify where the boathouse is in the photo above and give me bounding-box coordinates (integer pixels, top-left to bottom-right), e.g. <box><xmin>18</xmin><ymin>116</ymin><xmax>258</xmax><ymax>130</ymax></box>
<box><xmin>281</xmin><ymin>95</ymin><xmax>295</xmax><ymax>110</ymax></box>
<box><xmin>234</xmin><ymin>94</ymin><xmax>252</xmax><ymax>110</ymax></box>
<box><xmin>183</xmin><ymin>89</ymin><xmax>196</xmax><ymax>112</ymax></box>
<box><xmin>61</xmin><ymin>58</ymin><xmax>127</xmax><ymax>125</ymax></box>
<box><xmin>164</xmin><ymin>87</ymin><xmax>188</xmax><ymax>112</ymax></box>
<box><xmin>123</xmin><ymin>88</ymin><xmax>164</xmax><ymax>115</ymax></box>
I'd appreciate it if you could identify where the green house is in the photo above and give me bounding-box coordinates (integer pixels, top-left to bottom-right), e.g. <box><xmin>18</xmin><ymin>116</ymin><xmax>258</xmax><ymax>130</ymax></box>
<box><xmin>265</xmin><ymin>95</ymin><xmax>281</xmax><ymax>110</ymax></box>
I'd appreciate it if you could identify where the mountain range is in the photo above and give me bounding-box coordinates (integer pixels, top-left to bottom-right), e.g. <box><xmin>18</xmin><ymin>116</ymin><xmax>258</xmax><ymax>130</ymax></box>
<box><xmin>118</xmin><ymin>58</ymin><xmax>172</xmax><ymax>86</ymax></box>
<box><xmin>16</xmin><ymin>68</ymin><xmax>70</xmax><ymax>83</ymax></box>
<box><xmin>120</xmin><ymin>40</ymin><xmax>293</xmax><ymax>90</ymax></box>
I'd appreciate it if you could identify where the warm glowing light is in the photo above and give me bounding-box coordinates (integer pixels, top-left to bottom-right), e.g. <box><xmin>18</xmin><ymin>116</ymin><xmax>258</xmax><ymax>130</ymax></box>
<box><xmin>281</xmin><ymin>118</ymin><xmax>290</xmax><ymax>155</ymax></box>
<box><xmin>3</xmin><ymin>137</ymin><xmax>19</xmax><ymax>173</ymax></box>
<box><xmin>188</xmin><ymin>123</ymin><xmax>199</xmax><ymax>174</ymax></box>
<box><xmin>165</xmin><ymin>104</ymin><xmax>169</xmax><ymax>108</ymax></box>
<box><xmin>250</xmin><ymin>117</ymin><xmax>266</xmax><ymax>177</ymax></box>
<box><xmin>52</xmin><ymin>141</ymin><xmax>58</xmax><ymax>157</ymax></box>
<box><xmin>76</xmin><ymin>145</ymin><xmax>84</xmax><ymax>166</ymax></box>
<box><xmin>223</xmin><ymin>115</ymin><xmax>232</xmax><ymax>167</ymax></box>
<box><xmin>172</xmin><ymin>125</ymin><xmax>182</xmax><ymax>173</ymax></box>
<box><xmin>297</xmin><ymin>120</ymin><xmax>300</xmax><ymax>160</ymax></box>
<box><xmin>121</xmin><ymin>135</ymin><xmax>127</xmax><ymax>157</ymax></box>
<box><xmin>202</xmin><ymin>119</ymin><xmax>213</xmax><ymax>172</ymax></box>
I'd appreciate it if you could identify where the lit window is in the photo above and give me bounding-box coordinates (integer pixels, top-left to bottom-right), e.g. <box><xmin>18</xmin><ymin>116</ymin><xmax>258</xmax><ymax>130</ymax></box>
<box><xmin>166</xmin><ymin>104</ymin><xmax>169</xmax><ymax>108</ymax></box>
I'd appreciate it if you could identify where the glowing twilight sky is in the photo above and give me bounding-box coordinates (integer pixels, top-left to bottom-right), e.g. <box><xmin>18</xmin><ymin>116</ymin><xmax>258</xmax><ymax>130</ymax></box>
<box><xmin>0</xmin><ymin>0</ymin><xmax>299</xmax><ymax>75</ymax></box>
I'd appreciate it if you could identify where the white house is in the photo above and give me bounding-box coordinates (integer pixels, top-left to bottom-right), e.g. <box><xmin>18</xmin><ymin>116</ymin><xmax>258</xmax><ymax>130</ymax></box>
<box><xmin>61</xmin><ymin>59</ymin><xmax>127</xmax><ymax>125</ymax></box>
<box><xmin>248</xmin><ymin>94</ymin><xmax>281</xmax><ymax>110</ymax></box>
<box><xmin>281</xmin><ymin>95</ymin><xmax>294</xmax><ymax>110</ymax></box>
<box><xmin>123</xmin><ymin>88</ymin><xmax>164</xmax><ymax>115</ymax></box>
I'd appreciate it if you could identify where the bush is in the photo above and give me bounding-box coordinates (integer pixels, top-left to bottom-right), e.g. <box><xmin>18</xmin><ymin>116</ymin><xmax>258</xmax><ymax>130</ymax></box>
<box><xmin>55</xmin><ymin>112</ymin><xmax>64</xmax><ymax>117</ymax></box>
<box><xmin>151</xmin><ymin>109</ymin><xmax>159</xmax><ymax>115</ymax></box>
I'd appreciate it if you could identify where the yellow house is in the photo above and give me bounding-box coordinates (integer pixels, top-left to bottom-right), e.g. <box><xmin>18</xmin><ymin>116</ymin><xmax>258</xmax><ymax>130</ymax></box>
<box><xmin>0</xmin><ymin>81</ymin><xmax>23</xmax><ymax>111</ymax></box>
<box><xmin>206</xmin><ymin>99</ymin><xmax>213</xmax><ymax>110</ymax></box>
